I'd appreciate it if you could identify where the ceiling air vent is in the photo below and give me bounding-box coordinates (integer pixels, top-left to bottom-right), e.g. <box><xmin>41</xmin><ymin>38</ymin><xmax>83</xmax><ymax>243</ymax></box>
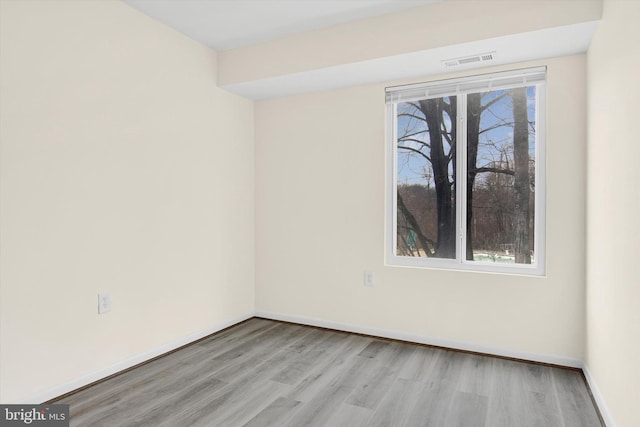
<box><xmin>442</xmin><ymin>52</ymin><xmax>495</xmax><ymax>68</ymax></box>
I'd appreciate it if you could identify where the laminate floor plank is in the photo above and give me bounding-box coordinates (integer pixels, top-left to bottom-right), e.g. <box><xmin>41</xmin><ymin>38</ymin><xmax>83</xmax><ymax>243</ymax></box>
<box><xmin>242</xmin><ymin>396</ymin><xmax>302</xmax><ymax>427</ymax></box>
<box><xmin>358</xmin><ymin>339</ymin><xmax>391</xmax><ymax>358</ymax></box>
<box><xmin>444</xmin><ymin>391</ymin><xmax>488</xmax><ymax>427</ymax></box>
<box><xmin>323</xmin><ymin>403</ymin><xmax>374</xmax><ymax>427</ymax></box>
<box><xmin>345</xmin><ymin>341</ymin><xmax>415</xmax><ymax>409</ymax></box>
<box><xmin>210</xmin><ymin>323</ymin><xmax>311</xmax><ymax>383</ymax></box>
<box><xmin>456</xmin><ymin>353</ymin><xmax>493</xmax><ymax>397</ymax></box>
<box><xmin>285</xmin><ymin>385</ymin><xmax>353</xmax><ymax>427</ymax></box>
<box><xmin>54</xmin><ymin>318</ymin><xmax>603</xmax><ymax>427</ymax></box>
<box><xmin>193</xmin><ymin>317</ymin><xmax>276</xmax><ymax>350</ymax></box>
<box><xmin>553</xmin><ymin>368</ymin><xmax>603</xmax><ymax>427</ymax></box>
<box><xmin>403</xmin><ymin>383</ymin><xmax>456</xmax><ymax>427</ymax></box>
<box><xmin>428</xmin><ymin>349</ymin><xmax>467</xmax><ymax>389</ymax></box>
<box><xmin>284</xmin><ymin>333</ymin><xmax>370</xmax><ymax>402</ymax></box>
<box><xmin>211</xmin><ymin>322</ymin><xmax>305</xmax><ymax>363</ymax></box>
<box><xmin>104</xmin><ymin>375</ymin><xmax>228</xmax><ymax>427</ymax></box>
<box><xmin>178</xmin><ymin>380</ymin><xmax>290</xmax><ymax>427</ymax></box>
<box><xmin>398</xmin><ymin>351</ymin><xmax>468</xmax><ymax>426</ymax></box>
<box><xmin>397</xmin><ymin>346</ymin><xmax>441</xmax><ymax>382</ymax></box>
<box><xmin>485</xmin><ymin>358</ymin><xmax>528</xmax><ymax>427</ymax></box>
<box><xmin>179</xmin><ymin>328</ymin><xmax>336</xmax><ymax>426</ymax></box>
<box><xmin>269</xmin><ymin>330</ymin><xmax>342</xmax><ymax>385</ymax></box>
<box><xmin>524</xmin><ymin>390</ymin><xmax>563</xmax><ymax>427</ymax></box>
<box><xmin>366</xmin><ymin>378</ymin><xmax>424</xmax><ymax>426</ymax></box>
<box><xmin>520</xmin><ymin>364</ymin><xmax>564</xmax><ymax>427</ymax></box>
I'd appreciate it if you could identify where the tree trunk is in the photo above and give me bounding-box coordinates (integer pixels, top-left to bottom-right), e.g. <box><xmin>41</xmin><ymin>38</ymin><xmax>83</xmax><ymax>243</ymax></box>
<box><xmin>466</xmin><ymin>93</ymin><xmax>482</xmax><ymax>261</ymax></box>
<box><xmin>511</xmin><ymin>88</ymin><xmax>531</xmax><ymax>264</ymax></box>
<box><xmin>419</xmin><ymin>99</ymin><xmax>456</xmax><ymax>259</ymax></box>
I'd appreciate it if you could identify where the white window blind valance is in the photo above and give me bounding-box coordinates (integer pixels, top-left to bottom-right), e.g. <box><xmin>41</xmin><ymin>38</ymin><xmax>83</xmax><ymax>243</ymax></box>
<box><xmin>385</xmin><ymin>66</ymin><xmax>546</xmax><ymax>104</ymax></box>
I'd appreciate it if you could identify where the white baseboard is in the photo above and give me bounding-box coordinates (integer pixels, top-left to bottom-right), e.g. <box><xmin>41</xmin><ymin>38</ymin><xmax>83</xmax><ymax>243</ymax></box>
<box><xmin>582</xmin><ymin>362</ymin><xmax>617</xmax><ymax>427</ymax></box>
<box><xmin>255</xmin><ymin>310</ymin><xmax>583</xmax><ymax>368</ymax></box>
<box><xmin>19</xmin><ymin>311</ymin><xmax>254</xmax><ymax>404</ymax></box>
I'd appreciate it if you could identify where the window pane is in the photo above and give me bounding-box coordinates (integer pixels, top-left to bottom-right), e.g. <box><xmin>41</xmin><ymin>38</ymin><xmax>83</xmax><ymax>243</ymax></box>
<box><xmin>466</xmin><ymin>87</ymin><xmax>536</xmax><ymax>264</ymax></box>
<box><xmin>396</xmin><ymin>96</ymin><xmax>457</xmax><ymax>259</ymax></box>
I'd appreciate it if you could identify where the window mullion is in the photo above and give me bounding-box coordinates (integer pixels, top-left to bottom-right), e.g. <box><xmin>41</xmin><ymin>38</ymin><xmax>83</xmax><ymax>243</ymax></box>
<box><xmin>388</xmin><ymin>103</ymin><xmax>398</xmax><ymax>259</ymax></box>
<box><xmin>457</xmin><ymin>94</ymin><xmax>466</xmax><ymax>264</ymax></box>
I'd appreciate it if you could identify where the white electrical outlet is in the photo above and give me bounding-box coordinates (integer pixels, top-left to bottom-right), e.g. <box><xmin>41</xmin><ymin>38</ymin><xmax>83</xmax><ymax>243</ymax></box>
<box><xmin>98</xmin><ymin>292</ymin><xmax>111</xmax><ymax>314</ymax></box>
<box><xmin>364</xmin><ymin>271</ymin><xmax>375</xmax><ymax>287</ymax></box>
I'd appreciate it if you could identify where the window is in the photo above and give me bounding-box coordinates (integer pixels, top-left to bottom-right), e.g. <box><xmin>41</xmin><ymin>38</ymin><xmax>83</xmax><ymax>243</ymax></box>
<box><xmin>386</xmin><ymin>67</ymin><xmax>546</xmax><ymax>275</ymax></box>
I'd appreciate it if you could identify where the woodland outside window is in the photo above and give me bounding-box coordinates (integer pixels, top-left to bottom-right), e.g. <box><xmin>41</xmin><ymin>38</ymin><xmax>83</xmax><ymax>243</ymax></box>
<box><xmin>385</xmin><ymin>67</ymin><xmax>546</xmax><ymax>275</ymax></box>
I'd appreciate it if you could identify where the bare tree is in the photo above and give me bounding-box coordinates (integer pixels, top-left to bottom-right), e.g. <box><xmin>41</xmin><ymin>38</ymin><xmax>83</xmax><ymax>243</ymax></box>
<box><xmin>511</xmin><ymin>87</ymin><xmax>531</xmax><ymax>263</ymax></box>
<box><xmin>396</xmin><ymin>87</ymin><xmax>534</xmax><ymax>263</ymax></box>
<box><xmin>419</xmin><ymin>98</ymin><xmax>456</xmax><ymax>258</ymax></box>
<box><xmin>397</xmin><ymin>97</ymin><xmax>456</xmax><ymax>258</ymax></box>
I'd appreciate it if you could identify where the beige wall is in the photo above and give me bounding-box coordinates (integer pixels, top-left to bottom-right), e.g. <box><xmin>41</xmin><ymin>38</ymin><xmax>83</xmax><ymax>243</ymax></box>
<box><xmin>587</xmin><ymin>1</ymin><xmax>640</xmax><ymax>426</ymax></box>
<box><xmin>255</xmin><ymin>55</ymin><xmax>587</xmax><ymax>360</ymax></box>
<box><xmin>0</xmin><ymin>1</ymin><xmax>254</xmax><ymax>402</ymax></box>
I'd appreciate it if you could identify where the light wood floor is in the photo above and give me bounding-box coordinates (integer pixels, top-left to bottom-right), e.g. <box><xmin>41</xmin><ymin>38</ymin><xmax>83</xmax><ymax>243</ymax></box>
<box><xmin>54</xmin><ymin>318</ymin><xmax>603</xmax><ymax>426</ymax></box>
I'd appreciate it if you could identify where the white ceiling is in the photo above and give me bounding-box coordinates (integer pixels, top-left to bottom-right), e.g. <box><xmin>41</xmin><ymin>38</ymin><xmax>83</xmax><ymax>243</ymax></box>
<box><xmin>123</xmin><ymin>0</ymin><xmax>438</xmax><ymax>51</ymax></box>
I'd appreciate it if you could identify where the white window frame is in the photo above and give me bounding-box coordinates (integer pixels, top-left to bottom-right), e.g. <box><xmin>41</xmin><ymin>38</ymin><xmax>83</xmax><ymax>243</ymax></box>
<box><xmin>385</xmin><ymin>67</ymin><xmax>546</xmax><ymax>276</ymax></box>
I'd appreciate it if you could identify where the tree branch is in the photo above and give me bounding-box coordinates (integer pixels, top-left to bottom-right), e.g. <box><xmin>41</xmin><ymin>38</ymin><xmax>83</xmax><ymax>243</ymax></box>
<box><xmin>475</xmin><ymin>167</ymin><xmax>515</xmax><ymax>176</ymax></box>
<box><xmin>398</xmin><ymin>113</ymin><xmax>427</xmax><ymax>122</ymax></box>
<box><xmin>397</xmin><ymin>192</ymin><xmax>434</xmax><ymax>257</ymax></box>
<box><xmin>399</xmin><ymin>130</ymin><xmax>427</xmax><ymax>140</ymax></box>
<box><xmin>479</xmin><ymin>122</ymin><xmax>514</xmax><ymax>135</ymax></box>
<box><xmin>398</xmin><ymin>145</ymin><xmax>431</xmax><ymax>162</ymax></box>
<box><xmin>482</xmin><ymin>92</ymin><xmax>510</xmax><ymax>110</ymax></box>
